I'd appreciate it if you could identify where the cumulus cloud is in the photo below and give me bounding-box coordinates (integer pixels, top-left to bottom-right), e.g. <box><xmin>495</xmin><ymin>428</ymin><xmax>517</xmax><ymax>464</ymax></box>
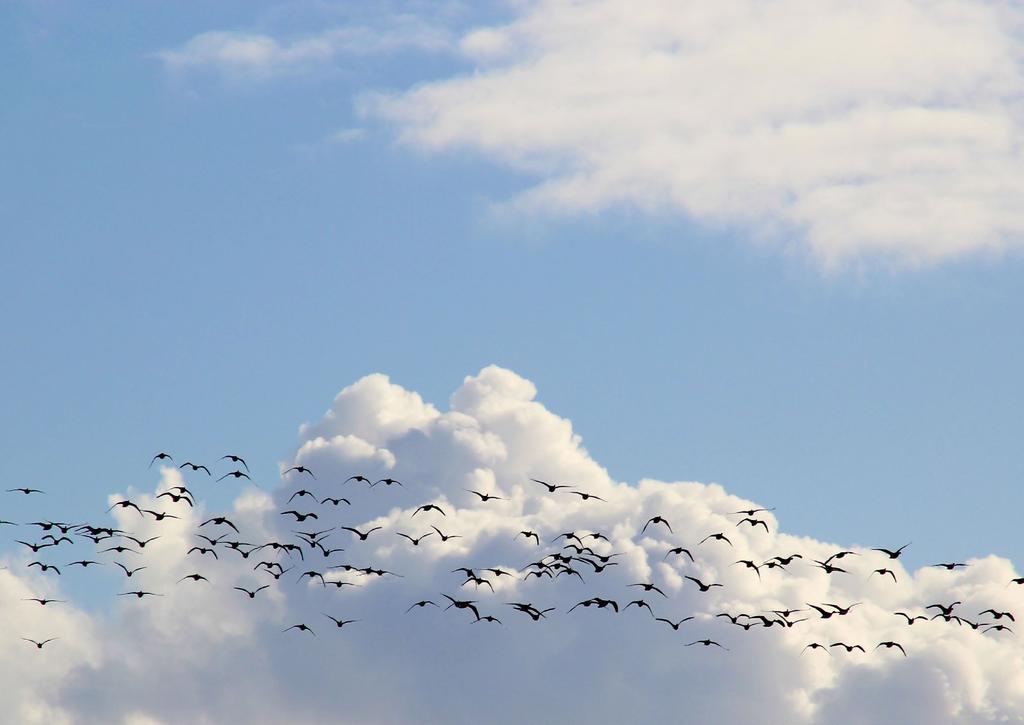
<box><xmin>362</xmin><ymin>0</ymin><xmax>1024</xmax><ymax>267</ymax></box>
<box><xmin>2</xmin><ymin>365</ymin><xmax>1024</xmax><ymax>723</ymax></box>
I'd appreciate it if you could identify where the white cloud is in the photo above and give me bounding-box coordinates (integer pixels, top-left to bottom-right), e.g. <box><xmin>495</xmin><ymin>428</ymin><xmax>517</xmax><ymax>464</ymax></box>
<box><xmin>362</xmin><ymin>0</ymin><xmax>1024</xmax><ymax>267</ymax></box>
<box><xmin>157</xmin><ymin>19</ymin><xmax>452</xmax><ymax>81</ymax></box>
<box><xmin>2</xmin><ymin>365</ymin><xmax>1024</xmax><ymax>722</ymax></box>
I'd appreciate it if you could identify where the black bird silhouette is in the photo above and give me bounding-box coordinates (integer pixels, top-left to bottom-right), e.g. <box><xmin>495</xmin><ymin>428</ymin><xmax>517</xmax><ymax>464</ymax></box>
<box><xmin>814</xmin><ymin>560</ymin><xmax>848</xmax><ymax>575</ymax></box>
<box><xmin>187</xmin><ymin>547</ymin><xmax>218</xmax><ymax>559</ymax></box>
<box><xmin>217</xmin><ymin>470</ymin><xmax>251</xmax><ymax>482</ymax></box>
<box><xmin>220</xmin><ymin>454</ymin><xmax>249</xmax><ymax>471</ymax></box>
<box><xmin>178</xmin><ymin>573</ymin><xmax>209</xmax><ymax>583</ymax></box>
<box><xmin>629</xmin><ymin>582</ymin><xmax>667</xmax><ymax>597</ymax></box>
<box><xmin>979</xmin><ymin>609</ymin><xmax>1015</xmax><ymax>621</ymax></box>
<box><xmin>463</xmin><ymin>575</ymin><xmax>495</xmax><ymax>592</ymax></box>
<box><xmin>736</xmin><ymin>517</ymin><xmax>770</xmax><ymax>533</ymax></box>
<box><xmin>807</xmin><ymin>604</ymin><xmax>838</xmax><ymax>619</ymax></box>
<box><xmin>506</xmin><ymin>602</ymin><xmax>554</xmax><ymax>620</ymax></box>
<box><xmin>23</xmin><ymin>597</ymin><xmax>64</xmax><ymax>606</ymax></box>
<box><xmin>27</xmin><ymin>562</ymin><xmax>61</xmax><ymax>575</ymax></box>
<box><xmin>372</xmin><ymin>478</ymin><xmax>403</xmax><ymax>487</ymax></box>
<box><xmin>149</xmin><ymin>452</ymin><xmax>173</xmax><ymax>467</ymax></box>
<box><xmin>280</xmin><ymin>510</ymin><xmax>319</xmax><ymax>522</ymax></box>
<box><xmin>179</xmin><ymin>462</ymin><xmax>211</xmax><ymax>475</ymax></box>
<box><xmin>67</xmin><ymin>560</ymin><xmax>102</xmax><ymax>568</ymax></box>
<box><xmin>569</xmin><ymin>491</ymin><xmax>606</xmax><ymax>502</ymax></box>
<box><xmin>686</xmin><ymin>639</ymin><xmax>727</xmax><ymax>650</ymax></box>
<box><xmin>200</xmin><ymin>517</ymin><xmax>240</xmax><ymax>533</ymax></box>
<box><xmin>824</xmin><ymin>551</ymin><xmax>858</xmax><ymax>564</ymax></box>
<box><xmin>156</xmin><ymin>492</ymin><xmax>193</xmax><ymax>506</ymax></box>
<box><xmin>341</xmin><ymin>526</ymin><xmax>382</xmax><ymax>541</ymax></box>
<box><xmin>283</xmin><ymin>466</ymin><xmax>315</xmax><ymax>478</ymax></box>
<box><xmin>531</xmin><ymin>478</ymin><xmax>571</xmax><ymax>493</ymax></box>
<box><xmin>141</xmin><ymin>509</ymin><xmax>179</xmax><ymax>521</ymax></box>
<box><xmin>685</xmin><ymin>576</ymin><xmax>723</xmax><ymax>592</ymax></box>
<box><xmin>405</xmin><ymin>600</ymin><xmax>439</xmax><ymax>613</ymax></box>
<box><xmin>802</xmin><ymin>643</ymin><xmax>830</xmax><ymax>654</ymax></box>
<box><xmin>926</xmin><ymin>602</ymin><xmax>962</xmax><ymax>617</ymax></box>
<box><xmin>324</xmin><ymin>614</ymin><xmax>359</xmax><ymax>628</ymax></box>
<box><xmin>22</xmin><ymin>638</ymin><xmax>58</xmax><ymax>649</ymax></box>
<box><xmin>699</xmin><ymin>532</ymin><xmax>733</xmax><ymax>546</ymax></box>
<box><xmin>234</xmin><ymin>585</ymin><xmax>270</xmax><ymax>599</ymax></box>
<box><xmin>430</xmin><ymin>526</ymin><xmax>461</xmax><ymax>542</ymax></box>
<box><xmin>825</xmin><ymin>602</ymin><xmax>861</xmax><ymax>616</ymax></box>
<box><xmin>284</xmin><ymin>623</ymin><xmax>315</xmax><ymax>635</ymax></box>
<box><xmin>397</xmin><ymin>532</ymin><xmax>434</xmax><ymax>546</ymax></box>
<box><xmin>345</xmin><ymin>475</ymin><xmax>373</xmax><ymax>486</ymax></box>
<box><xmin>870</xmin><ymin>568</ymin><xmax>898</xmax><ymax>583</ymax></box>
<box><xmin>985</xmin><ymin>624</ymin><xmax>1014</xmax><ymax>634</ymax></box>
<box><xmin>640</xmin><ymin>516</ymin><xmax>672</xmax><ymax>535</ymax></box>
<box><xmin>515</xmin><ymin>531</ymin><xmax>541</xmax><ymax>545</ymax></box>
<box><xmin>872</xmin><ymin>543</ymin><xmax>911</xmax><ymax>559</ymax></box>
<box><xmin>933</xmin><ymin>562</ymin><xmax>969</xmax><ymax>570</ymax></box>
<box><xmin>876</xmin><ymin>641</ymin><xmax>907</xmax><ymax>656</ymax></box>
<box><xmin>624</xmin><ymin>599</ymin><xmax>655</xmax><ymax>615</ymax></box>
<box><xmin>731</xmin><ymin>507</ymin><xmax>775</xmax><ymax>516</ymax></box>
<box><xmin>830</xmin><ymin>642</ymin><xmax>866</xmax><ymax>653</ymax></box>
<box><xmin>733</xmin><ymin>560</ymin><xmax>762</xmax><ymax>579</ymax></box>
<box><xmin>413</xmin><ymin>504</ymin><xmax>446</xmax><ymax>517</ymax></box>
<box><xmin>107</xmin><ymin>500</ymin><xmax>143</xmax><ymax>515</ymax></box>
<box><xmin>474</xmin><ymin>615</ymin><xmax>502</xmax><ymax>624</ymax></box>
<box><xmin>664</xmin><ymin>546</ymin><xmax>695</xmax><ymax>562</ymax></box>
<box><xmin>442</xmin><ymin>594</ymin><xmax>481</xmax><ymax>619</ymax></box>
<box><xmin>119</xmin><ymin>590</ymin><xmax>163</xmax><ymax>599</ymax></box>
<box><xmin>287</xmin><ymin>489</ymin><xmax>317</xmax><ymax>503</ymax></box>
<box><xmin>123</xmin><ymin>535</ymin><xmax>160</xmax><ymax>549</ymax></box>
<box><xmin>114</xmin><ymin>563</ymin><xmax>147</xmax><ymax>578</ymax></box>
<box><xmin>297</xmin><ymin>570</ymin><xmax>327</xmax><ymax>586</ymax></box>
<box><xmin>319</xmin><ymin>497</ymin><xmax>351</xmax><ymax>507</ymax></box>
<box><xmin>101</xmin><ymin>545</ymin><xmax>140</xmax><ymax>556</ymax></box>
<box><xmin>15</xmin><ymin>540</ymin><xmax>53</xmax><ymax>553</ymax></box>
<box><xmin>654</xmin><ymin>616</ymin><xmax>694</xmax><ymax>630</ymax></box>
<box><xmin>895</xmin><ymin>612</ymin><xmax>928</xmax><ymax>625</ymax></box>
<box><xmin>465</xmin><ymin>489</ymin><xmax>505</xmax><ymax>502</ymax></box>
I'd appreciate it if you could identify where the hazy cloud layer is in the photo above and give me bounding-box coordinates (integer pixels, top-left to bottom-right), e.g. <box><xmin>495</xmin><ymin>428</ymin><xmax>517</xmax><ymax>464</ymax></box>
<box><xmin>2</xmin><ymin>366</ymin><xmax>1023</xmax><ymax>723</ymax></box>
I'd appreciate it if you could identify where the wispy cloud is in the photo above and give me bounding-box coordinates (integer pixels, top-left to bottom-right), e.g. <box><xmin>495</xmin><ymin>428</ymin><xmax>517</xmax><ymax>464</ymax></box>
<box><xmin>156</xmin><ymin>18</ymin><xmax>452</xmax><ymax>81</ymax></box>
<box><xmin>362</xmin><ymin>0</ymin><xmax>1024</xmax><ymax>268</ymax></box>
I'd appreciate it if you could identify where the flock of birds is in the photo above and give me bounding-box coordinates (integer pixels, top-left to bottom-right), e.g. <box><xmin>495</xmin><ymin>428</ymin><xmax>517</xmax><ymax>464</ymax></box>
<box><xmin>3</xmin><ymin>452</ymin><xmax>1020</xmax><ymax>656</ymax></box>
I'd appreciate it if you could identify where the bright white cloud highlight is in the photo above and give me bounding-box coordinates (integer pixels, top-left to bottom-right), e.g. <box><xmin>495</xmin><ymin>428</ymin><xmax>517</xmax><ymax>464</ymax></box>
<box><xmin>2</xmin><ymin>366</ymin><xmax>1023</xmax><ymax>723</ymax></box>
<box><xmin>363</xmin><ymin>0</ymin><xmax>1024</xmax><ymax>267</ymax></box>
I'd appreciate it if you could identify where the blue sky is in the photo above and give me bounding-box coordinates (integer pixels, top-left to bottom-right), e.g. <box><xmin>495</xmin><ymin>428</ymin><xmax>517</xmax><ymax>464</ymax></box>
<box><xmin>2</xmin><ymin>1</ymin><xmax>1022</xmax><ymax>572</ymax></box>
<box><xmin>3</xmin><ymin>4</ymin><xmax>1024</xmax><ymax>723</ymax></box>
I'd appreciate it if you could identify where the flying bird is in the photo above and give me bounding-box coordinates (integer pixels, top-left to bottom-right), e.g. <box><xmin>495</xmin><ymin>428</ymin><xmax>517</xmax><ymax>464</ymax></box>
<box><xmin>234</xmin><ymin>586</ymin><xmax>269</xmax><ymax>599</ymax></box>
<box><xmin>876</xmin><ymin>641</ymin><xmax>907</xmax><ymax>656</ymax></box>
<box><xmin>283</xmin><ymin>466</ymin><xmax>315</xmax><ymax>478</ymax></box>
<box><xmin>531</xmin><ymin>478</ymin><xmax>572</xmax><ymax>493</ymax></box>
<box><xmin>179</xmin><ymin>462</ymin><xmax>211</xmax><ymax>475</ymax></box>
<box><xmin>640</xmin><ymin>516</ymin><xmax>672</xmax><ymax>535</ymax></box>
<box><xmin>685</xmin><ymin>576</ymin><xmax>722</xmax><ymax>592</ymax></box>
<box><xmin>871</xmin><ymin>543</ymin><xmax>911</xmax><ymax>560</ymax></box>
<box><xmin>149</xmin><ymin>452</ymin><xmax>173</xmax><ymax>467</ymax></box>
<box><xmin>22</xmin><ymin>638</ymin><xmax>58</xmax><ymax>649</ymax></box>
<box><xmin>465</xmin><ymin>489</ymin><xmax>505</xmax><ymax>502</ymax></box>
<box><xmin>341</xmin><ymin>526</ymin><xmax>382</xmax><ymax>541</ymax></box>
<box><xmin>220</xmin><ymin>454</ymin><xmax>249</xmax><ymax>471</ymax></box>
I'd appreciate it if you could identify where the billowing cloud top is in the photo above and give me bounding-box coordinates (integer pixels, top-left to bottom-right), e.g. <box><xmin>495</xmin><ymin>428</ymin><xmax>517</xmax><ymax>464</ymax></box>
<box><xmin>2</xmin><ymin>366</ymin><xmax>1023</xmax><ymax>723</ymax></box>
